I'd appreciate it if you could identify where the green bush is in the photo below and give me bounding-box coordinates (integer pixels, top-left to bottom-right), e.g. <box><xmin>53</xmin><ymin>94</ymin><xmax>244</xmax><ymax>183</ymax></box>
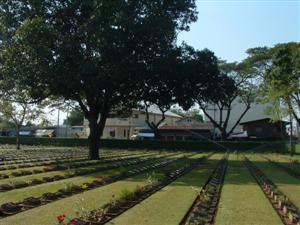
<box><xmin>119</xmin><ymin>188</ymin><xmax>135</xmax><ymax>201</ymax></box>
<box><xmin>0</xmin><ymin>136</ymin><xmax>288</xmax><ymax>152</ymax></box>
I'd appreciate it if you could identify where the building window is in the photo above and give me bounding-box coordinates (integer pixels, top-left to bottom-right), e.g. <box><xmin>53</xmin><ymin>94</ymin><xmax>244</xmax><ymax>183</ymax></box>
<box><xmin>109</xmin><ymin>130</ymin><xmax>115</xmax><ymax>137</ymax></box>
<box><xmin>124</xmin><ymin>129</ymin><xmax>126</xmax><ymax>137</ymax></box>
<box><xmin>255</xmin><ymin>126</ymin><xmax>263</xmax><ymax>133</ymax></box>
<box><xmin>133</xmin><ymin>114</ymin><xmax>139</xmax><ymax>119</ymax></box>
<box><xmin>167</xmin><ymin>136</ymin><xmax>174</xmax><ymax>140</ymax></box>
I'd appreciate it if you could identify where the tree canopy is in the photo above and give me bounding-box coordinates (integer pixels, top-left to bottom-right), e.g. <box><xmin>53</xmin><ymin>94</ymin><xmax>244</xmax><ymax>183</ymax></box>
<box><xmin>179</xmin><ymin>55</ymin><xmax>257</xmax><ymax>139</ymax></box>
<box><xmin>0</xmin><ymin>0</ymin><xmax>198</xmax><ymax>159</ymax></box>
<box><xmin>246</xmin><ymin>42</ymin><xmax>300</xmax><ymax>123</ymax></box>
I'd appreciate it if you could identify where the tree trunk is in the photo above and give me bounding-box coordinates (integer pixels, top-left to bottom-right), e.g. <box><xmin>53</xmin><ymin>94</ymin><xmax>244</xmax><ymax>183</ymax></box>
<box><xmin>88</xmin><ymin>118</ymin><xmax>100</xmax><ymax>160</ymax></box>
<box><xmin>153</xmin><ymin>127</ymin><xmax>160</xmax><ymax>139</ymax></box>
<box><xmin>16</xmin><ymin>125</ymin><xmax>20</xmax><ymax>150</ymax></box>
<box><xmin>220</xmin><ymin>129</ymin><xmax>227</xmax><ymax>141</ymax></box>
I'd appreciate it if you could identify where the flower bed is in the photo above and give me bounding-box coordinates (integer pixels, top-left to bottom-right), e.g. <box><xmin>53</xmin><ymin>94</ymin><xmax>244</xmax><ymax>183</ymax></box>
<box><xmin>179</xmin><ymin>154</ymin><xmax>228</xmax><ymax>225</ymax></box>
<box><xmin>0</xmin><ymin>154</ymin><xmax>157</xmax><ymax>192</ymax></box>
<box><xmin>0</xmin><ymin>156</ymin><xmax>184</xmax><ymax>218</ymax></box>
<box><xmin>0</xmin><ymin>151</ymin><xmax>154</xmax><ymax>179</ymax></box>
<box><xmin>64</xmin><ymin>155</ymin><xmax>211</xmax><ymax>225</ymax></box>
<box><xmin>244</xmin><ymin>157</ymin><xmax>300</xmax><ymax>225</ymax></box>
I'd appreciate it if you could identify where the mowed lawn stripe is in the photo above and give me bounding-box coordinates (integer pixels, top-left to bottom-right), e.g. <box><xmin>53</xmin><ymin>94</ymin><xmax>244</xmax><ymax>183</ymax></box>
<box><xmin>0</xmin><ymin>154</ymin><xmax>175</xmax><ymax>205</ymax></box>
<box><xmin>249</xmin><ymin>154</ymin><xmax>300</xmax><ymax>209</ymax></box>
<box><xmin>0</xmin><ymin>150</ymin><xmax>149</xmax><ymax>172</ymax></box>
<box><xmin>215</xmin><ymin>156</ymin><xmax>282</xmax><ymax>225</ymax></box>
<box><xmin>0</xmin><ymin>153</ymin><xmax>206</xmax><ymax>225</ymax></box>
<box><xmin>106</xmin><ymin>154</ymin><xmax>222</xmax><ymax>225</ymax></box>
<box><xmin>0</xmin><ymin>152</ymin><xmax>153</xmax><ymax>185</ymax></box>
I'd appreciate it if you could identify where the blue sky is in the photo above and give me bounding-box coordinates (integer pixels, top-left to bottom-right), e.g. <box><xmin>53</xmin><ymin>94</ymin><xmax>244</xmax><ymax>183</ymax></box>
<box><xmin>177</xmin><ymin>0</ymin><xmax>300</xmax><ymax>62</ymax></box>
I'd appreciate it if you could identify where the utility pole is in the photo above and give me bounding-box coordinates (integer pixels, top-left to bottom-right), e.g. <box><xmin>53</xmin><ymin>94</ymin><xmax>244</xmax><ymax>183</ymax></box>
<box><xmin>57</xmin><ymin>108</ymin><xmax>60</xmax><ymax>137</ymax></box>
<box><xmin>289</xmin><ymin>111</ymin><xmax>294</xmax><ymax>157</ymax></box>
<box><xmin>65</xmin><ymin>107</ymin><xmax>69</xmax><ymax>138</ymax></box>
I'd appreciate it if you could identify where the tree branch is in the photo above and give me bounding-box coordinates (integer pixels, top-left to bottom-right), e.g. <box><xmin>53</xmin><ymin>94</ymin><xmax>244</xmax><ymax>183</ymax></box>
<box><xmin>227</xmin><ymin>103</ymin><xmax>251</xmax><ymax>137</ymax></box>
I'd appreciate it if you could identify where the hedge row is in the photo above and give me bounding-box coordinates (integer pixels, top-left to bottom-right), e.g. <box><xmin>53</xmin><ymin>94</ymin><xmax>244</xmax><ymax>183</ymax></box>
<box><xmin>0</xmin><ymin>136</ymin><xmax>287</xmax><ymax>152</ymax></box>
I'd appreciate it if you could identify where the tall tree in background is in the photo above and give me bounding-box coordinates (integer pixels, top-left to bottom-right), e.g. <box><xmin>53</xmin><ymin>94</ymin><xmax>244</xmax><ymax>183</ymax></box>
<box><xmin>182</xmin><ymin>58</ymin><xmax>257</xmax><ymax>139</ymax></box>
<box><xmin>248</xmin><ymin>43</ymin><xmax>300</xmax><ymax>124</ymax></box>
<box><xmin>0</xmin><ymin>82</ymin><xmax>43</xmax><ymax>149</ymax></box>
<box><xmin>140</xmin><ymin>45</ymin><xmax>219</xmax><ymax>137</ymax></box>
<box><xmin>66</xmin><ymin>110</ymin><xmax>84</xmax><ymax>126</ymax></box>
<box><xmin>0</xmin><ymin>1</ymin><xmax>198</xmax><ymax>159</ymax></box>
<box><xmin>139</xmin><ymin>47</ymin><xmax>181</xmax><ymax>137</ymax></box>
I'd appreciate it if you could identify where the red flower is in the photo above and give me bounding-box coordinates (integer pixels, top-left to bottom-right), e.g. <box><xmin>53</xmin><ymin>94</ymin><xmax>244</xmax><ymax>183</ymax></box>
<box><xmin>56</xmin><ymin>214</ymin><xmax>66</xmax><ymax>223</ymax></box>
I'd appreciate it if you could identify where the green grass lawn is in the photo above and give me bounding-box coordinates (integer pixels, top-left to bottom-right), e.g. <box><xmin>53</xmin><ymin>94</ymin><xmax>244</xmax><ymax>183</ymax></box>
<box><xmin>2</xmin><ymin>149</ymin><xmax>297</xmax><ymax>225</ymax></box>
<box><xmin>264</xmin><ymin>153</ymin><xmax>300</xmax><ymax>172</ymax></box>
<box><xmin>0</xmin><ymin>150</ymin><xmax>148</xmax><ymax>171</ymax></box>
<box><xmin>0</xmin><ymin>152</ymin><xmax>153</xmax><ymax>185</ymax></box>
<box><xmin>0</xmin><ymin>153</ymin><xmax>207</xmax><ymax>225</ymax></box>
<box><xmin>215</xmin><ymin>155</ymin><xmax>282</xmax><ymax>225</ymax></box>
<box><xmin>248</xmin><ymin>154</ymin><xmax>300</xmax><ymax>209</ymax></box>
<box><xmin>0</xmin><ymin>153</ymin><xmax>179</xmax><ymax>205</ymax></box>
<box><xmin>107</xmin><ymin>154</ymin><xmax>222</xmax><ymax>225</ymax></box>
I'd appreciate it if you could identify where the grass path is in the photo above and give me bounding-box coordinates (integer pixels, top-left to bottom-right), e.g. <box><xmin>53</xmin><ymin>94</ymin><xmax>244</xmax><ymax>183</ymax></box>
<box><xmin>0</xmin><ymin>153</ymin><xmax>206</xmax><ymax>225</ymax></box>
<box><xmin>214</xmin><ymin>155</ymin><xmax>282</xmax><ymax>225</ymax></box>
<box><xmin>248</xmin><ymin>154</ymin><xmax>300</xmax><ymax>209</ymax></box>
<box><xmin>106</xmin><ymin>154</ymin><xmax>222</xmax><ymax>225</ymax></box>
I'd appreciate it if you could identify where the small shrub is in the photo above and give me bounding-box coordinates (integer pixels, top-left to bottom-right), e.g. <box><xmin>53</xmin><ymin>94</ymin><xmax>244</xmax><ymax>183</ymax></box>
<box><xmin>119</xmin><ymin>188</ymin><xmax>135</xmax><ymax>201</ymax></box>
<box><xmin>147</xmin><ymin>171</ymin><xmax>158</xmax><ymax>185</ymax></box>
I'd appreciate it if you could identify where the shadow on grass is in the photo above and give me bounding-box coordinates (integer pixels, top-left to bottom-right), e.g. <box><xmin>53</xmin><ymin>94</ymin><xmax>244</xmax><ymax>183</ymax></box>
<box><xmin>6</xmin><ymin>154</ymin><xmax>299</xmax><ymax>191</ymax></box>
<box><xmin>97</xmin><ymin>157</ymin><xmax>300</xmax><ymax>187</ymax></box>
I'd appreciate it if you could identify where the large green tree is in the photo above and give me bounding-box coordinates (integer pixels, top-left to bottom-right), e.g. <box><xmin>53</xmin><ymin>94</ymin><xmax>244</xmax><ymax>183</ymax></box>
<box><xmin>139</xmin><ymin>47</ymin><xmax>182</xmax><ymax>136</ymax></box>
<box><xmin>180</xmin><ymin>56</ymin><xmax>257</xmax><ymax>139</ymax></box>
<box><xmin>0</xmin><ymin>0</ymin><xmax>197</xmax><ymax>159</ymax></box>
<box><xmin>247</xmin><ymin>43</ymin><xmax>300</xmax><ymax>124</ymax></box>
<box><xmin>139</xmin><ymin>45</ymin><xmax>220</xmax><ymax>137</ymax></box>
<box><xmin>0</xmin><ymin>83</ymin><xmax>44</xmax><ymax>149</ymax></box>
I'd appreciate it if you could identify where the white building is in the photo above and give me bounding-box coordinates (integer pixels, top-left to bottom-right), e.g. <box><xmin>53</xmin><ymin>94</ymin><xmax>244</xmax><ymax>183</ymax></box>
<box><xmin>204</xmin><ymin>98</ymin><xmax>271</xmax><ymax>135</ymax></box>
<box><xmin>83</xmin><ymin>106</ymin><xmax>182</xmax><ymax>139</ymax></box>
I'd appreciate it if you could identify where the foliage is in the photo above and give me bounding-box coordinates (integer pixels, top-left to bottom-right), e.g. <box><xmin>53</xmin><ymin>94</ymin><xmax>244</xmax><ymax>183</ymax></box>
<box><xmin>39</xmin><ymin>117</ymin><xmax>54</xmax><ymax>128</ymax></box>
<box><xmin>119</xmin><ymin>188</ymin><xmax>135</xmax><ymax>201</ymax></box>
<box><xmin>0</xmin><ymin>84</ymin><xmax>44</xmax><ymax>149</ymax></box>
<box><xmin>0</xmin><ymin>0</ymin><xmax>198</xmax><ymax>159</ymax></box>
<box><xmin>196</xmin><ymin>61</ymin><xmax>257</xmax><ymax>139</ymax></box>
<box><xmin>138</xmin><ymin>47</ymin><xmax>183</xmax><ymax>135</ymax></box>
<box><xmin>146</xmin><ymin>171</ymin><xmax>158</xmax><ymax>185</ymax></box>
<box><xmin>247</xmin><ymin>42</ymin><xmax>300</xmax><ymax>123</ymax></box>
<box><xmin>0</xmin><ymin>119</ymin><xmax>14</xmax><ymax>131</ymax></box>
<box><xmin>74</xmin><ymin>197</ymin><xmax>106</xmax><ymax>223</ymax></box>
<box><xmin>171</xmin><ymin>107</ymin><xmax>203</xmax><ymax>122</ymax></box>
<box><xmin>190</xmin><ymin>110</ymin><xmax>204</xmax><ymax>122</ymax></box>
<box><xmin>63</xmin><ymin>182</ymin><xmax>76</xmax><ymax>192</ymax></box>
<box><xmin>65</xmin><ymin>110</ymin><xmax>84</xmax><ymax>126</ymax></box>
